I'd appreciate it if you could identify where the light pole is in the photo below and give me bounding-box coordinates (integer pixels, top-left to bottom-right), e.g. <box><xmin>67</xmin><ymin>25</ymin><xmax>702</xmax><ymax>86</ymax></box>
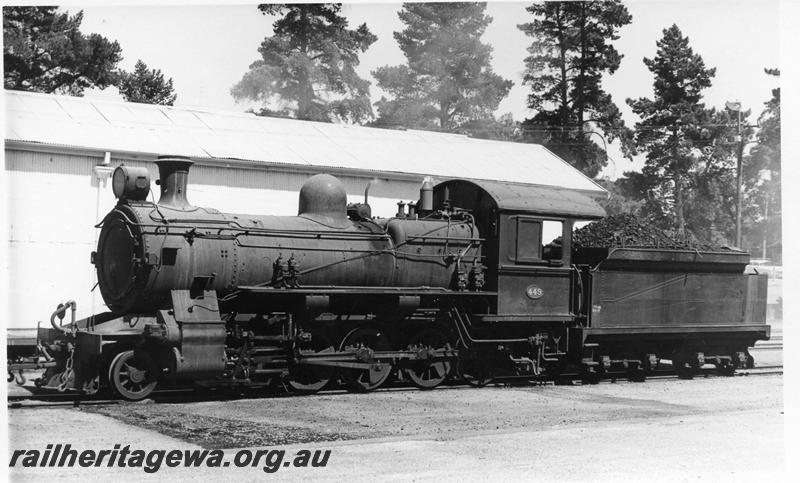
<box><xmin>725</xmin><ymin>101</ymin><xmax>762</xmax><ymax>250</ymax></box>
<box><xmin>725</xmin><ymin>101</ymin><xmax>744</xmax><ymax>248</ymax></box>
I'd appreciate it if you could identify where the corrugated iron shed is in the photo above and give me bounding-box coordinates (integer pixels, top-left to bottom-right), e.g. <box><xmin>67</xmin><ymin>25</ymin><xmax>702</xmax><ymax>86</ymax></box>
<box><xmin>4</xmin><ymin>90</ymin><xmax>606</xmax><ymax>195</ymax></box>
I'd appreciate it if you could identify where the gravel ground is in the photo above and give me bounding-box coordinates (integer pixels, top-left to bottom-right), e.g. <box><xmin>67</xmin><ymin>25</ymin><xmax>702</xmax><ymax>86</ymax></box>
<box><xmin>80</xmin><ymin>374</ymin><xmax>782</xmax><ymax>449</ymax></box>
<box><xmin>7</xmin><ymin>373</ymin><xmax>784</xmax><ymax>481</ymax></box>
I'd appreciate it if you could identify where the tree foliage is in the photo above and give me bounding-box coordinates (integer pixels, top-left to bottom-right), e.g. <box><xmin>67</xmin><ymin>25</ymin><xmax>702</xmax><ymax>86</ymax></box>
<box><xmin>518</xmin><ymin>1</ymin><xmax>632</xmax><ymax>177</ymax></box>
<box><xmin>231</xmin><ymin>4</ymin><xmax>377</xmax><ymax>123</ymax></box>
<box><xmin>118</xmin><ymin>60</ymin><xmax>177</xmax><ymax>105</ymax></box>
<box><xmin>626</xmin><ymin>24</ymin><xmax>729</xmax><ymax>239</ymax></box>
<box><xmin>456</xmin><ymin>113</ymin><xmax>521</xmax><ymax>141</ymax></box>
<box><xmin>594</xmin><ymin>176</ymin><xmax>644</xmax><ymax>217</ymax></box>
<box><xmin>372</xmin><ymin>3</ymin><xmax>513</xmax><ymax>132</ymax></box>
<box><xmin>3</xmin><ymin>6</ymin><xmax>122</xmax><ymax>95</ymax></box>
<box><xmin>742</xmin><ymin>68</ymin><xmax>781</xmax><ymax>260</ymax></box>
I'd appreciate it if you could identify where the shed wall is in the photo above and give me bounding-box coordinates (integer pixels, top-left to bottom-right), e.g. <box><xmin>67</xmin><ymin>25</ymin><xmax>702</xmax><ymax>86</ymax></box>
<box><xmin>5</xmin><ymin>148</ymin><xmax>421</xmax><ymax>328</ymax></box>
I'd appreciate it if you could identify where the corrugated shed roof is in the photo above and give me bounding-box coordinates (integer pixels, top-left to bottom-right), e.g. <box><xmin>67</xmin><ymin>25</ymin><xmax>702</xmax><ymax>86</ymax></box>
<box><xmin>4</xmin><ymin>90</ymin><xmax>606</xmax><ymax>194</ymax></box>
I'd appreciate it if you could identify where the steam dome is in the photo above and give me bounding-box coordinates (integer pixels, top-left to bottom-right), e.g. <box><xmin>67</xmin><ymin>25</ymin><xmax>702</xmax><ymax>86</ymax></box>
<box><xmin>298</xmin><ymin>174</ymin><xmax>348</xmax><ymax>223</ymax></box>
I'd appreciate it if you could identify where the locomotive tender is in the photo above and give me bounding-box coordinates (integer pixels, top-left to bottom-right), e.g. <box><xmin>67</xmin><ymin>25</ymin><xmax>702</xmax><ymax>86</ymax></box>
<box><xmin>8</xmin><ymin>156</ymin><xmax>770</xmax><ymax>400</ymax></box>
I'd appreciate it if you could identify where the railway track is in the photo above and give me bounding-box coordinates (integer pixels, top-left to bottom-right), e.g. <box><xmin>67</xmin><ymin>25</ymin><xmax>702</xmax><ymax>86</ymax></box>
<box><xmin>752</xmin><ymin>342</ymin><xmax>783</xmax><ymax>351</ymax></box>
<box><xmin>7</xmin><ymin>394</ymin><xmax>120</xmax><ymax>409</ymax></box>
<box><xmin>732</xmin><ymin>365</ymin><xmax>783</xmax><ymax>376</ymax></box>
<box><xmin>7</xmin><ymin>362</ymin><xmax>783</xmax><ymax>409</ymax></box>
<box><xmin>6</xmin><ymin>387</ymin><xmax>219</xmax><ymax>409</ymax></box>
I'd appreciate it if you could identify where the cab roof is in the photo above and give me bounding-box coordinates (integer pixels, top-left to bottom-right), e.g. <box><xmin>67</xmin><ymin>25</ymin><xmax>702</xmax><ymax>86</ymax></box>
<box><xmin>435</xmin><ymin>178</ymin><xmax>607</xmax><ymax>219</ymax></box>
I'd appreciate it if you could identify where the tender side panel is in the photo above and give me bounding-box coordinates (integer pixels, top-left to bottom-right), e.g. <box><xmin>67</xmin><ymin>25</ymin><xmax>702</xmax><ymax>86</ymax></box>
<box><xmin>744</xmin><ymin>273</ymin><xmax>769</xmax><ymax>323</ymax></box>
<box><xmin>590</xmin><ymin>271</ymin><xmax>758</xmax><ymax>328</ymax></box>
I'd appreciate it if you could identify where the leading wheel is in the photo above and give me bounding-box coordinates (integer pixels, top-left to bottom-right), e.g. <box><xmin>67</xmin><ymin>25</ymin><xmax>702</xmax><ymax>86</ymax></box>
<box><xmin>339</xmin><ymin>327</ymin><xmax>392</xmax><ymax>392</ymax></box>
<box><xmin>108</xmin><ymin>350</ymin><xmax>158</xmax><ymax>401</ymax></box>
<box><xmin>288</xmin><ymin>329</ymin><xmax>336</xmax><ymax>394</ymax></box>
<box><xmin>403</xmin><ymin>327</ymin><xmax>453</xmax><ymax>390</ymax></box>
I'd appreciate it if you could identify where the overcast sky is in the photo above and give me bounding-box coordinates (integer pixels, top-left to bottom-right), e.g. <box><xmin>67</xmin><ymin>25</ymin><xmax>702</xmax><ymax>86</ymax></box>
<box><xmin>71</xmin><ymin>1</ymin><xmax>782</xmax><ymax>177</ymax></box>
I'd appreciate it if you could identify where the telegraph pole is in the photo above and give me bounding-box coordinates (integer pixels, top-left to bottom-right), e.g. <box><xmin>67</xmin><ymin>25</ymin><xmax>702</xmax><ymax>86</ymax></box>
<box><xmin>673</xmin><ymin>123</ymin><xmax>684</xmax><ymax>235</ymax></box>
<box><xmin>735</xmin><ymin>108</ymin><xmax>743</xmax><ymax>248</ymax></box>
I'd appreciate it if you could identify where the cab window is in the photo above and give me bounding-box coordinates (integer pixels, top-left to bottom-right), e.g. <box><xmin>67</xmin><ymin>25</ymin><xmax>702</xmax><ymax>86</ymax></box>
<box><xmin>506</xmin><ymin>216</ymin><xmax>564</xmax><ymax>264</ymax></box>
<box><xmin>541</xmin><ymin>220</ymin><xmax>564</xmax><ymax>262</ymax></box>
<box><xmin>515</xmin><ymin>217</ymin><xmax>541</xmax><ymax>262</ymax></box>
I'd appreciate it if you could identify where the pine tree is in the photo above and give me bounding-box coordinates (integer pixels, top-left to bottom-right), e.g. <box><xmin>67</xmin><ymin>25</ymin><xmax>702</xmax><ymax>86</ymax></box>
<box><xmin>118</xmin><ymin>60</ymin><xmax>177</xmax><ymax>105</ymax></box>
<box><xmin>231</xmin><ymin>4</ymin><xmax>377</xmax><ymax>123</ymax></box>
<box><xmin>626</xmin><ymin>24</ymin><xmax>717</xmax><ymax>235</ymax></box>
<box><xmin>457</xmin><ymin>113</ymin><xmax>521</xmax><ymax>141</ymax></box>
<box><xmin>743</xmin><ymin>68</ymin><xmax>781</xmax><ymax>260</ymax></box>
<box><xmin>3</xmin><ymin>6</ymin><xmax>122</xmax><ymax>95</ymax></box>
<box><xmin>372</xmin><ymin>3</ymin><xmax>512</xmax><ymax>132</ymax></box>
<box><xmin>518</xmin><ymin>1</ymin><xmax>632</xmax><ymax>177</ymax></box>
<box><xmin>594</xmin><ymin>177</ymin><xmax>644</xmax><ymax>216</ymax></box>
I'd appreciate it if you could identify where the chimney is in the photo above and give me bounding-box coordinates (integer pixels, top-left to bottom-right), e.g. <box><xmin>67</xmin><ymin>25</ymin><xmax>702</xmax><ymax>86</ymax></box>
<box><xmin>155</xmin><ymin>155</ymin><xmax>193</xmax><ymax>209</ymax></box>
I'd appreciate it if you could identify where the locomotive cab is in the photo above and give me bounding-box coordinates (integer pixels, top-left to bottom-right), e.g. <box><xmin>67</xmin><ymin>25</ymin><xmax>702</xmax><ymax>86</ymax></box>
<box><xmin>431</xmin><ymin>179</ymin><xmax>605</xmax><ymax>321</ymax></box>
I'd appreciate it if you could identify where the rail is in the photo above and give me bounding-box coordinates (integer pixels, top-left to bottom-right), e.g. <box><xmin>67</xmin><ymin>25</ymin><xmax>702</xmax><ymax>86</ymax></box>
<box><xmin>7</xmin><ymin>363</ymin><xmax>782</xmax><ymax>409</ymax></box>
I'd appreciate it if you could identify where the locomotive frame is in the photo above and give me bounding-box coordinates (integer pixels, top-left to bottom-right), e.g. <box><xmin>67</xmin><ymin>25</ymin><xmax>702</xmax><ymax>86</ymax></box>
<box><xmin>7</xmin><ymin>155</ymin><xmax>770</xmax><ymax>400</ymax></box>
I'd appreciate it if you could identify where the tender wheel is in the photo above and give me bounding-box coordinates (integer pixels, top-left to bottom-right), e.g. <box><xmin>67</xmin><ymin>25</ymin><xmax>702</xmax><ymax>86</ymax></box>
<box><xmin>716</xmin><ymin>359</ymin><xmax>736</xmax><ymax>376</ymax></box>
<box><xmin>339</xmin><ymin>327</ymin><xmax>392</xmax><ymax>392</ymax></box>
<box><xmin>627</xmin><ymin>363</ymin><xmax>646</xmax><ymax>382</ymax></box>
<box><xmin>108</xmin><ymin>350</ymin><xmax>158</xmax><ymax>401</ymax></box>
<box><xmin>673</xmin><ymin>356</ymin><xmax>697</xmax><ymax>380</ymax></box>
<box><xmin>403</xmin><ymin>328</ymin><xmax>453</xmax><ymax>390</ymax></box>
<box><xmin>288</xmin><ymin>329</ymin><xmax>336</xmax><ymax>394</ymax></box>
<box><xmin>457</xmin><ymin>348</ymin><xmax>494</xmax><ymax>387</ymax></box>
<box><xmin>581</xmin><ymin>367</ymin><xmax>600</xmax><ymax>384</ymax></box>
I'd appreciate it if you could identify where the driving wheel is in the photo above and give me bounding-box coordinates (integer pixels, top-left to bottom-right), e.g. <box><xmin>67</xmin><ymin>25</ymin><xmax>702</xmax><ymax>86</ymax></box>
<box><xmin>288</xmin><ymin>329</ymin><xmax>336</xmax><ymax>394</ymax></box>
<box><xmin>339</xmin><ymin>327</ymin><xmax>393</xmax><ymax>392</ymax></box>
<box><xmin>403</xmin><ymin>327</ymin><xmax>453</xmax><ymax>390</ymax></box>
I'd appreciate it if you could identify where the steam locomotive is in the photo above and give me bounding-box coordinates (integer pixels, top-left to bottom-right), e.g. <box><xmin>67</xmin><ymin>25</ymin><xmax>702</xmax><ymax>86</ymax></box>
<box><xmin>7</xmin><ymin>156</ymin><xmax>770</xmax><ymax>400</ymax></box>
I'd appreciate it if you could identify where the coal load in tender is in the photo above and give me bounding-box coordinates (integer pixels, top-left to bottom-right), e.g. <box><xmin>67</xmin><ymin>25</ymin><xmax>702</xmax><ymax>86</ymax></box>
<box><xmin>572</xmin><ymin>214</ymin><xmax>717</xmax><ymax>266</ymax></box>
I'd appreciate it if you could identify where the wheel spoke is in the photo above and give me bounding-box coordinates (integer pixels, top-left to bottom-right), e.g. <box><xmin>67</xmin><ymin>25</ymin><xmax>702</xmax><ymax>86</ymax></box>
<box><xmin>404</xmin><ymin>327</ymin><xmax>451</xmax><ymax>390</ymax></box>
<box><xmin>339</xmin><ymin>327</ymin><xmax>392</xmax><ymax>392</ymax></box>
<box><xmin>109</xmin><ymin>350</ymin><xmax>157</xmax><ymax>401</ymax></box>
<box><xmin>288</xmin><ymin>329</ymin><xmax>335</xmax><ymax>394</ymax></box>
